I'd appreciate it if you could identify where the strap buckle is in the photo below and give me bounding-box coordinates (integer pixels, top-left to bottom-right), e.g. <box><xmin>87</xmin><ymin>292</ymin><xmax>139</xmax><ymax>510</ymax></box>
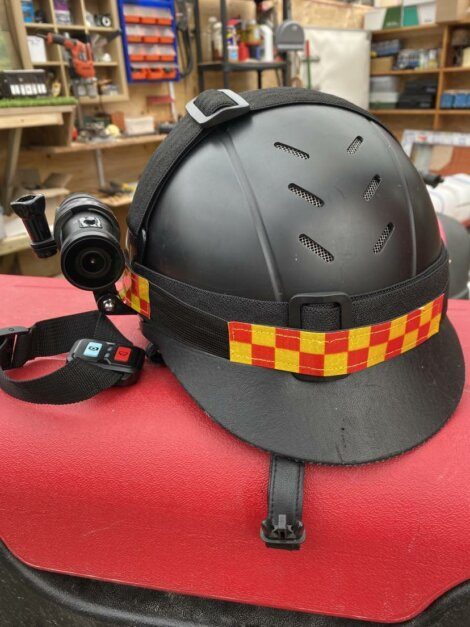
<box><xmin>288</xmin><ymin>292</ymin><xmax>353</xmax><ymax>330</ymax></box>
<box><xmin>289</xmin><ymin>292</ymin><xmax>353</xmax><ymax>382</ymax></box>
<box><xmin>185</xmin><ymin>89</ymin><xmax>250</xmax><ymax>128</ymax></box>
<box><xmin>260</xmin><ymin>516</ymin><xmax>306</xmax><ymax>550</ymax></box>
<box><xmin>0</xmin><ymin>327</ymin><xmax>30</xmax><ymax>370</ymax></box>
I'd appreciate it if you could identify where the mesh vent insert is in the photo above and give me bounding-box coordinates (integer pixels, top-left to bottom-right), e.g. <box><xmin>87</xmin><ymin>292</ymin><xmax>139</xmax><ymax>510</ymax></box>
<box><xmin>364</xmin><ymin>175</ymin><xmax>381</xmax><ymax>201</ymax></box>
<box><xmin>373</xmin><ymin>223</ymin><xmax>394</xmax><ymax>254</ymax></box>
<box><xmin>289</xmin><ymin>183</ymin><xmax>324</xmax><ymax>208</ymax></box>
<box><xmin>274</xmin><ymin>142</ymin><xmax>309</xmax><ymax>160</ymax></box>
<box><xmin>347</xmin><ymin>136</ymin><xmax>363</xmax><ymax>155</ymax></box>
<box><xmin>299</xmin><ymin>234</ymin><xmax>334</xmax><ymax>263</ymax></box>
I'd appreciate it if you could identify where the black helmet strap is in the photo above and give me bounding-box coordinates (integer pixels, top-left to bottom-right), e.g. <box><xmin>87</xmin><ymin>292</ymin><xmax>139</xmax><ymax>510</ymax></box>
<box><xmin>136</xmin><ymin>245</ymin><xmax>449</xmax><ymax>366</ymax></box>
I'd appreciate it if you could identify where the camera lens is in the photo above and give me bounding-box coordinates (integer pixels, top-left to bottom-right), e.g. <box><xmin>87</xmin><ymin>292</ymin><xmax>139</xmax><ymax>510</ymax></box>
<box><xmin>62</xmin><ymin>236</ymin><xmax>124</xmax><ymax>291</ymax></box>
<box><xmin>78</xmin><ymin>249</ymin><xmax>110</xmax><ymax>278</ymax></box>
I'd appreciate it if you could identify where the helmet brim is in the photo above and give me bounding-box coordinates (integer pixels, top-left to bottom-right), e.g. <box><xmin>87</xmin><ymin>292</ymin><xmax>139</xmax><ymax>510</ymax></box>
<box><xmin>152</xmin><ymin>316</ymin><xmax>465</xmax><ymax>465</ymax></box>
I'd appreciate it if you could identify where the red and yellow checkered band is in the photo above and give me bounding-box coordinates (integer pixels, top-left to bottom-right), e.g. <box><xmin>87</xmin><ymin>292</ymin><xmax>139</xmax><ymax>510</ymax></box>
<box><xmin>228</xmin><ymin>294</ymin><xmax>444</xmax><ymax>377</ymax></box>
<box><xmin>118</xmin><ymin>267</ymin><xmax>151</xmax><ymax>318</ymax></box>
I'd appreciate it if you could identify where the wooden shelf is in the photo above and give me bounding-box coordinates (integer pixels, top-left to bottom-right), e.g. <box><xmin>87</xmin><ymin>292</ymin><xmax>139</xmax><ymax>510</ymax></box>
<box><xmin>57</xmin><ymin>24</ymin><xmax>86</xmax><ymax>31</ymax></box>
<box><xmin>370</xmin><ymin>21</ymin><xmax>470</xmax><ymax>134</ymax></box>
<box><xmin>25</xmin><ymin>22</ymin><xmax>54</xmax><ymax>30</ymax></box>
<box><xmin>79</xmin><ymin>93</ymin><xmax>129</xmax><ymax>105</ymax></box>
<box><xmin>370</xmin><ymin>109</ymin><xmax>436</xmax><ymax>115</ymax></box>
<box><xmin>32</xmin><ymin>61</ymin><xmax>61</xmax><ymax>67</ymax></box>
<box><xmin>442</xmin><ymin>66</ymin><xmax>470</xmax><ymax>73</ymax></box>
<box><xmin>25</xmin><ymin>133</ymin><xmax>166</xmax><ymax>154</ymax></box>
<box><xmin>371</xmin><ymin>23</ymin><xmax>443</xmax><ymax>39</ymax></box>
<box><xmin>371</xmin><ymin>69</ymin><xmax>440</xmax><ymax>76</ymax></box>
<box><xmin>10</xmin><ymin>0</ymin><xmax>129</xmax><ymax>104</ymax></box>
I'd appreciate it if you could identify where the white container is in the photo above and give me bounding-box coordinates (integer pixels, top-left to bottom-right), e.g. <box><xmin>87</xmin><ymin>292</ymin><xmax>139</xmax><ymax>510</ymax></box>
<box><xmin>124</xmin><ymin>116</ymin><xmax>155</xmax><ymax>136</ymax></box>
<box><xmin>364</xmin><ymin>8</ymin><xmax>386</xmax><ymax>30</ymax></box>
<box><xmin>260</xmin><ymin>25</ymin><xmax>274</xmax><ymax>62</ymax></box>
<box><xmin>212</xmin><ymin>21</ymin><xmax>222</xmax><ymax>61</ymax></box>
<box><xmin>27</xmin><ymin>36</ymin><xmax>47</xmax><ymax>63</ymax></box>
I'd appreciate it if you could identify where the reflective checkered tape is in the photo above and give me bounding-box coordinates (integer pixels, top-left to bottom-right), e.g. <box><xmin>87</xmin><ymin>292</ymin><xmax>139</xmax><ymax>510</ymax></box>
<box><xmin>228</xmin><ymin>294</ymin><xmax>444</xmax><ymax>377</ymax></box>
<box><xmin>119</xmin><ymin>267</ymin><xmax>151</xmax><ymax>318</ymax></box>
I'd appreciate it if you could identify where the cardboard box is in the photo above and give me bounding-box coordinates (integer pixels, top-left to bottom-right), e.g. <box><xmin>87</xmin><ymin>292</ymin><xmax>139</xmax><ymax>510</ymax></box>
<box><xmin>371</xmin><ymin>56</ymin><xmax>395</xmax><ymax>73</ymax></box>
<box><xmin>364</xmin><ymin>6</ymin><xmax>402</xmax><ymax>30</ymax></box>
<box><xmin>403</xmin><ymin>1</ymin><xmax>436</xmax><ymax>26</ymax></box>
<box><xmin>436</xmin><ymin>0</ymin><xmax>470</xmax><ymax>23</ymax></box>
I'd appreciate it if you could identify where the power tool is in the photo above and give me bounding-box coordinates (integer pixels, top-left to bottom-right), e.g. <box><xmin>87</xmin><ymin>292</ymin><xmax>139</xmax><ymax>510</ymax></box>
<box><xmin>39</xmin><ymin>32</ymin><xmax>97</xmax><ymax>99</ymax></box>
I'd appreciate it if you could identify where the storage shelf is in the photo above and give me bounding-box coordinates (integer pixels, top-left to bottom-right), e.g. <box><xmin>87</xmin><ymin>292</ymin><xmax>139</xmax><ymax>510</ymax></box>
<box><xmin>442</xmin><ymin>66</ymin><xmax>470</xmax><ymax>73</ymax></box>
<box><xmin>10</xmin><ymin>0</ymin><xmax>128</xmax><ymax>104</ymax></box>
<box><xmin>25</xmin><ymin>22</ymin><xmax>54</xmax><ymax>30</ymax></box>
<box><xmin>79</xmin><ymin>93</ymin><xmax>129</xmax><ymax>104</ymax></box>
<box><xmin>57</xmin><ymin>24</ymin><xmax>86</xmax><ymax>31</ymax></box>
<box><xmin>439</xmin><ymin>109</ymin><xmax>470</xmax><ymax>115</ymax></box>
<box><xmin>370</xmin><ymin>24</ymin><xmax>444</xmax><ymax>39</ymax></box>
<box><xmin>370</xmin><ymin>109</ymin><xmax>436</xmax><ymax>115</ymax></box>
<box><xmin>32</xmin><ymin>61</ymin><xmax>62</xmax><ymax>67</ymax></box>
<box><xmin>25</xmin><ymin>133</ymin><xmax>166</xmax><ymax>154</ymax></box>
<box><xmin>198</xmin><ymin>61</ymin><xmax>287</xmax><ymax>72</ymax></box>
<box><xmin>371</xmin><ymin>68</ymin><xmax>440</xmax><ymax>76</ymax></box>
<box><xmin>88</xmin><ymin>26</ymin><xmax>117</xmax><ymax>33</ymax></box>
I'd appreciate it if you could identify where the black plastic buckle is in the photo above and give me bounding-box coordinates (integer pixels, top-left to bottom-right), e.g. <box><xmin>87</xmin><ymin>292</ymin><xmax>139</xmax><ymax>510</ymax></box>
<box><xmin>289</xmin><ymin>292</ymin><xmax>353</xmax><ymax>330</ymax></box>
<box><xmin>0</xmin><ymin>326</ymin><xmax>30</xmax><ymax>370</ymax></box>
<box><xmin>288</xmin><ymin>292</ymin><xmax>353</xmax><ymax>382</ymax></box>
<box><xmin>185</xmin><ymin>89</ymin><xmax>250</xmax><ymax>128</ymax></box>
<box><xmin>260</xmin><ymin>516</ymin><xmax>306</xmax><ymax>550</ymax></box>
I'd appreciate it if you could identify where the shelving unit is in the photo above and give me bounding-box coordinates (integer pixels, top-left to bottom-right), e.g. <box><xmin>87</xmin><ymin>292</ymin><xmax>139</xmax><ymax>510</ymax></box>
<box><xmin>370</xmin><ymin>21</ymin><xmax>470</xmax><ymax>133</ymax></box>
<box><xmin>193</xmin><ymin>0</ymin><xmax>290</xmax><ymax>90</ymax></box>
<box><xmin>9</xmin><ymin>0</ymin><xmax>129</xmax><ymax>104</ymax></box>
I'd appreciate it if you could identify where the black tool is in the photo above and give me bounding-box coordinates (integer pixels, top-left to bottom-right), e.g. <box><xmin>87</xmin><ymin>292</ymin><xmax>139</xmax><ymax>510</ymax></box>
<box><xmin>10</xmin><ymin>195</ymin><xmax>57</xmax><ymax>258</ymax></box>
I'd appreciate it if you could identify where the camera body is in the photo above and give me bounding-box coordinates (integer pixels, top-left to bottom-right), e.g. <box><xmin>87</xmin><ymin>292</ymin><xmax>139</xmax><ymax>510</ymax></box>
<box><xmin>11</xmin><ymin>193</ymin><xmax>125</xmax><ymax>293</ymax></box>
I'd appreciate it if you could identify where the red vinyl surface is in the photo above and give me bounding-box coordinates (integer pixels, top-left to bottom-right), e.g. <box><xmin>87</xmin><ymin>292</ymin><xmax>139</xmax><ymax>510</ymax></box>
<box><xmin>0</xmin><ymin>274</ymin><xmax>469</xmax><ymax>623</ymax></box>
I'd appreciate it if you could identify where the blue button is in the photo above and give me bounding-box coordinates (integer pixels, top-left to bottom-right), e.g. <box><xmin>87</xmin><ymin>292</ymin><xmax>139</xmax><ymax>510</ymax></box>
<box><xmin>83</xmin><ymin>341</ymin><xmax>102</xmax><ymax>358</ymax></box>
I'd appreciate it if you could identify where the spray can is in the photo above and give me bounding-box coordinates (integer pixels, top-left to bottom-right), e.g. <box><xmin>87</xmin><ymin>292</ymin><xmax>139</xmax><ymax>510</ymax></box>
<box><xmin>259</xmin><ymin>24</ymin><xmax>274</xmax><ymax>62</ymax></box>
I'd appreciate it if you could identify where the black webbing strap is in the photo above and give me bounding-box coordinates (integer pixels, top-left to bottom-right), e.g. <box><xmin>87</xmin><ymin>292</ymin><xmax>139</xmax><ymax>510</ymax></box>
<box><xmin>261</xmin><ymin>455</ymin><xmax>305</xmax><ymax>549</ymax></box>
<box><xmin>128</xmin><ymin>87</ymin><xmax>391</xmax><ymax>239</ymax></box>
<box><xmin>0</xmin><ymin>311</ymin><xmax>131</xmax><ymax>404</ymax></box>
<box><xmin>137</xmin><ymin>245</ymin><xmax>449</xmax><ymax>358</ymax></box>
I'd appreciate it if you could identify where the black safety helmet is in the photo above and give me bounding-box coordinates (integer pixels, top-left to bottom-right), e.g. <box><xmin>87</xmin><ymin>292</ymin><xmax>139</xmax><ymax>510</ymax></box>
<box><xmin>125</xmin><ymin>87</ymin><xmax>465</xmax><ymax>465</ymax></box>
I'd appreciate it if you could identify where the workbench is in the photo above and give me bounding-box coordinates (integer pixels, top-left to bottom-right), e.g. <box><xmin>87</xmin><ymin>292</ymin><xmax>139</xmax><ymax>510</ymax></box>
<box><xmin>0</xmin><ymin>105</ymin><xmax>75</xmax><ymax>209</ymax></box>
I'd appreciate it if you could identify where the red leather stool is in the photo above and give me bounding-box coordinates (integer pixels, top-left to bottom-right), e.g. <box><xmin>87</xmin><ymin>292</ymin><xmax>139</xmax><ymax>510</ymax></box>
<box><xmin>0</xmin><ymin>274</ymin><xmax>469</xmax><ymax>625</ymax></box>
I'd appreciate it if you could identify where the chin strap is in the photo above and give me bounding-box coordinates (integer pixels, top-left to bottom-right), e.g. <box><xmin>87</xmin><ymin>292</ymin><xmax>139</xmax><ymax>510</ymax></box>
<box><xmin>0</xmin><ymin>311</ymin><xmax>145</xmax><ymax>405</ymax></box>
<box><xmin>261</xmin><ymin>455</ymin><xmax>306</xmax><ymax>550</ymax></box>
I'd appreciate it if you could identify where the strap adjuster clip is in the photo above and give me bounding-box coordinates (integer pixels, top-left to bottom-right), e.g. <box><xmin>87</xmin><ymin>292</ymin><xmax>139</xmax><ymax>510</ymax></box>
<box><xmin>260</xmin><ymin>515</ymin><xmax>306</xmax><ymax>550</ymax></box>
<box><xmin>0</xmin><ymin>327</ymin><xmax>30</xmax><ymax>370</ymax></box>
<box><xmin>185</xmin><ymin>89</ymin><xmax>250</xmax><ymax>128</ymax></box>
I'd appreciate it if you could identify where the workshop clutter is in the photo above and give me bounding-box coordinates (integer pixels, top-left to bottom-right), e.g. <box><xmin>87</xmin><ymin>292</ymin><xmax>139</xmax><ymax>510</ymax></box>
<box><xmin>441</xmin><ymin>90</ymin><xmax>470</xmax><ymax>109</ymax></box>
<box><xmin>365</xmin><ymin>0</ymin><xmax>437</xmax><ymax>30</ymax></box>
<box><xmin>203</xmin><ymin>17</ymin><xmax>274</xmax><ymax>63</ymax></box>
<box><xmin>371</xmin><ymin>39</ymin><xmax>440</xmax><ymax>73</ymax></box>
<box><xmin>370</xmin><ymin>75</ymin><xmax>437</xmax><ymax>109</ymax></box>
<box><xmin>120</xmin><ymin>0</ymin><xmax>179</xmax><ymax>81</ymax></box>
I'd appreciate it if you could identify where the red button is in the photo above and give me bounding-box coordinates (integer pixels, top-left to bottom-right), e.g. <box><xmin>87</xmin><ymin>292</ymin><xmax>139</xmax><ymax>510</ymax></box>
<box><xmin>114</xmin><ymin>346</ymin><xmax>132</xmax><ymax>363</ymax></box>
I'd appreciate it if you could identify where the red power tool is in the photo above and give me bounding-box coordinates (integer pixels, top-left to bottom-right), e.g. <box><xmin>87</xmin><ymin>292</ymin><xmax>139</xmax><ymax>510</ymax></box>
<box><xmin>43</xmin><ymin>32</ymin><xmax>95</xmax><ymax>80</ymax></box>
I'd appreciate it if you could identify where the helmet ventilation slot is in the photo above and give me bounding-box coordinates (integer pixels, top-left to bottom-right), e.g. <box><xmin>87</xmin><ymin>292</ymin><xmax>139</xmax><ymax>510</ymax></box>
<box><xmin>373</xmin><ymin>223</ymin><xmax>394</xmax><ymax>253</ymax></box>
<box><xmin>363</xmin><ymin>175</ymin><xmax>381</xmax><ymax>201</ymax></box>
<box><xmin>289</xmin><ymin>183</ymin><xmax>324</xmax><ymax>208</ymax></box>
<box><xmin>274</xmin><ymin>142</ymin><xmax>309</xmax><ymax>160</ymax></box>
<box><xmin>299</xmin><ymin>234</ymin><xmax>334</xmax><ymax>263</ymax></box>
<box><xmin>347</xmin><ymin>136</ymin><xmax>363</xmax><ymax>155</ymax></box>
